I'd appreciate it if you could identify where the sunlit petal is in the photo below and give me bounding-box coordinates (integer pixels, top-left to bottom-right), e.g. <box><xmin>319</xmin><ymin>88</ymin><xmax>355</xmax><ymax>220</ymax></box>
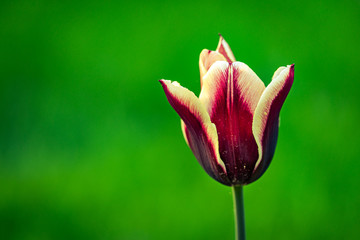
<box><xmin>250</xmin><ymin>64</ymin><xmax>294</xmax><ymax>183</ymax></box>
<box><xmin>159</xmin><ymin>79</ymin><xmax>231</xmax><ymax>185</ymax></box>
<box><xmin>199</xmin><ymin>61</ymin><xmax>265</xmax><ymax>184</ymax></box>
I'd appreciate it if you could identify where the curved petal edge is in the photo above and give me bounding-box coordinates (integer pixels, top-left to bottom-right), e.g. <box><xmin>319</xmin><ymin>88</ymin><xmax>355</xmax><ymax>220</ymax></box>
<box><xmin>250</xmin><ymin>64</ymin><xmax>294</xmax><ymax>183</ymax></box>
<box><xmin>159</xmin><ymin>79</ymin><xmax>231</xmax><ymax>185</ymax></box>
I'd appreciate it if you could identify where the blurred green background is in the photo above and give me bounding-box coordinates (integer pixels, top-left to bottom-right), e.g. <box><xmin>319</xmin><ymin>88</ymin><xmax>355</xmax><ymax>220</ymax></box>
<box><xmin>1</xmin><ymin>0</ymin><xmax>359</xmax><ymax>239</ymax></box>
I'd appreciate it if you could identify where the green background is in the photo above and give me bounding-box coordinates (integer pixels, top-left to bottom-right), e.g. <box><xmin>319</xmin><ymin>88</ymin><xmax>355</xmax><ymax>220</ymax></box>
<box><xmin>1</xmin><ymin>0</ymin><xmax>359</xmax><ymax>239</ymax></box>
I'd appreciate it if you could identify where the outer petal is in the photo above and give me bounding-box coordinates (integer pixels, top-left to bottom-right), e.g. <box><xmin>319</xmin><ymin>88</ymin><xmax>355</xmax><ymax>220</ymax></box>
<box><xmin>199</xmin><ymin>61</ymin><xmax>265</xmax><ymax>184</ymax></box>
<box><xmin>159</xmin><ymin>79</ymin><xmax>231</xmax><ymax>185</ymax></box>
<box><xmin>216</xmin><ymin>34</ymin><xmax>236</xmax><ymax>62</ymax></box>
<box><xmin>199</xmin><ymin>49</ymin><xmax>227</xmax><ymax>86</ymax></box>
<box><xmin>250</xmin><ymin>64</ymin><xmax>295</xmax><ymax>183</ymax></box>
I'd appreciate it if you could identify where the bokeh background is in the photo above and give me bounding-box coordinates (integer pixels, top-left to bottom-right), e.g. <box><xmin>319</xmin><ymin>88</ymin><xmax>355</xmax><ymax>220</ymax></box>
<box><xmin>1</xmin><ymin>0</ymin><xmax>359</xmax><ymax>239</ymax></box>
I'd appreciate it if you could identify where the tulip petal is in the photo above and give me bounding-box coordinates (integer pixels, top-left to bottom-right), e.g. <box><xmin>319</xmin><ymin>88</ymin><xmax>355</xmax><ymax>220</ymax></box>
<box><xmin>199</xmin><ymin>61</ymin><xmax>265</xmax><ymax>184</ymax></box>
<box><xmin>216</xmin><ymin>34</ymin><xmax>236</xmax><ymax>62</ymax></box>
<box><xmin>199</xmin><ymin>49</ymin><xmax>227</xmax><ymax>86</ymax></box>
<box><xmin>159</xmin><ymin>79</ymin><xmax>231</xmax><ymax>185</ymax></box>
<box><xmin>250</xmin><ymin>64</ymin><xmax>294</xmax><ymax>183</ymax></box>
<box><xmin>180</xmin><ymin>120</ymin><xmax>189</xmax><ymax>145</ymax></box>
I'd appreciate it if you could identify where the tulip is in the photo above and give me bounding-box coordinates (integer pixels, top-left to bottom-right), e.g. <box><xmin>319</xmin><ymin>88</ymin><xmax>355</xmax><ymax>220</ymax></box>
<box><xmin>160</xmin><ymin>35</ymin><xmax>294</xmax><ymax>186</ymax></box>
<box><xmin>159</xmin><ymin>35</ymin><xmax>294</xmax><ymax>240</ymax></box>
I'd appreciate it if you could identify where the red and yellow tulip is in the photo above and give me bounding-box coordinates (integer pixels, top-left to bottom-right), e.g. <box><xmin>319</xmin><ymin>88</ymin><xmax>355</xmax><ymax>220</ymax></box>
<box><xmin>160</xmin><ymin>35</ymin><xmax>294</xmax><ymax>186</ymax></box>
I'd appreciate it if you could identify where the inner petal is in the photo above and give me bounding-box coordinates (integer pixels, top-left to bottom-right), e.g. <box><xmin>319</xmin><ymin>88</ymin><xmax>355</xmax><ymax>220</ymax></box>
<box><xmin>199</xmin><ymin>49</ymin><xmax>227</xmax><ymax>86</ymax></box>
<box><xmin>199</xmin><ymin>62</ymin><xmax>265</xmax><ymax>184</ymax></box>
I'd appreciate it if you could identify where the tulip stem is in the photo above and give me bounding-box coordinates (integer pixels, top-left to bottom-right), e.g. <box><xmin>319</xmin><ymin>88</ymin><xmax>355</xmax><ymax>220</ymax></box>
<box><xmin>232</xmin><ymin>185</ymin><xmax>246</xmax><ymax>240</ymax></box>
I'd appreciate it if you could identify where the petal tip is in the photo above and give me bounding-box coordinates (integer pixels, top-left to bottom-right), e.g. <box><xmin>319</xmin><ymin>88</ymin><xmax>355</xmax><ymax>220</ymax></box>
<box><xmin>289</xmin><ymin>64</ymin><xmax>295</xmax><ymax>73</ymax></box>
<box><xmin>159</xmin><ymin>79</ymin><xmax>180</xmax><ymax>87</ymax></box>
<box><xmin>287</xmin><ymin>64</ymin><xmax>295</xmax><ymax>82</ymax></box>
<box><xmin>159</xmin><ymin>79</ymin><xmax>168</xmax><ymax>88</ymax></box>
<box><xmin>290</xmin><ymin>64</ymin><xmax>295</xmax><ymax>74</ymax></box>
<box><xmin>216</xmin><ymin>34</ymin><xmax>236</xmax><ymax>62</ymax></box>
<box><xmin>218</xmin><ymin>33</ymin><xmax>224</xmax><ymax>40</ymax></box>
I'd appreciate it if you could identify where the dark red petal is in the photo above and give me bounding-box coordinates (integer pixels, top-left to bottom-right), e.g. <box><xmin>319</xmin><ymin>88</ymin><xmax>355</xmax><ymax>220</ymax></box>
<box><xmin>199</xmin><ymin>62</ymin><xmax>265</xmax><ymax>185</ymax></box>
<box><xmin>159</xmin><ymin>80</ymin><xmax>231</xmax><ymax>185</ymax></box>
<box><xmin>216</xmin><ymin>34</ymin><xmax>236</xmax><ymax>62</ymax></box>
<box><xmin>250</xmin><ymin>64</ymin><xmax>295</xmax><ymax>183</ymax></box>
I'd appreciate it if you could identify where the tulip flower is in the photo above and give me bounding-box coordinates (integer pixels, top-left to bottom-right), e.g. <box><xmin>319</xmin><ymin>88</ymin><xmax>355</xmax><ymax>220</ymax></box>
<box><xmin>159</xmin><ymin>35</ymin><xmax>294</xmax><ymax>240</ymax></box>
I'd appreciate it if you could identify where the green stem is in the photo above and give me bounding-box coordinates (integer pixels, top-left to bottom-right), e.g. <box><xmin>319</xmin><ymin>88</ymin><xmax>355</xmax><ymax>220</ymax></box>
<box><xmin>232</xmin><ymin>185</ymin><xmax>246</xmax><ymax>240</ymax></box>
